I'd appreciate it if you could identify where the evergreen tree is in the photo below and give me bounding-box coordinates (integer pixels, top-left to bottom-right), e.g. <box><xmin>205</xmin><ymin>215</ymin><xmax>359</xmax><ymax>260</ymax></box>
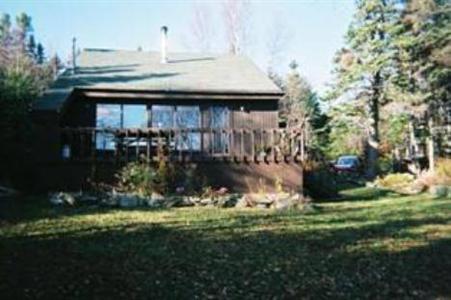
<box><xmin>14</xmin><ymin>12</ymin><xmax>32</xmax><ymax>52</ymax></box>
<box><xmin>391</xmin><ymin>0</ymin><xmax>450</xmax><ymax>116</ymax></box>
<box><xmin>36</xmin><ymin>43</ymin><xmax>44</xmax><ymax>64</ymax></box>
<box><xmin>0</xmin><ymin>13</ymin><xmax>11</xmax><ymax>42</ymax></box>
<box><xmin>27</xmin><ymin>34</ymin><xmax>36</xmax><ymax>59</ymax></box>
<box><xmin>328</xmin><ymin>0</ymin><xmax>398</xmax><ymax>179</ymax></box>
<box><xmin>280</xmin><ymin>60</ymin><xmax>325</xmax><ymax>154</ymax></box>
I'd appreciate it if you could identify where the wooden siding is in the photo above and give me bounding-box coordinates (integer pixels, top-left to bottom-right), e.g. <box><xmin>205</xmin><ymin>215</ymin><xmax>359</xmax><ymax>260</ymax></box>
<box><xmin>33</xmin><ymin>161</ymin><xmax>303</xmax><ymax>193</ymax></box>
<box><xmin>31</xmin><ymin>93</ymin><xmax>300</xmax><ymax>193</ymax></box>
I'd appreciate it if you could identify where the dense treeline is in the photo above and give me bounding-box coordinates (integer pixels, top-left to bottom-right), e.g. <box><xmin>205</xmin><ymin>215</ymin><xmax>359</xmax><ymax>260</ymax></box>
<box><xmin>0</xmin><ymin>12</ymin><xmax>61</xmax><ymax>185</ymax></box>
<box><xmin>325</xmin><ymin>0</ymin><xmax>450</xmax><ymax>177</ymax></box>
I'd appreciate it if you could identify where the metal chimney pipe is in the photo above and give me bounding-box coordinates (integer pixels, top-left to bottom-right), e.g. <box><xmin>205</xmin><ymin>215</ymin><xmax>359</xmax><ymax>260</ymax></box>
<box><xmin>160</xmin><ymin>26</ymin><xmax>168</xmax><ymax>64</ymax></box>
<box><xmin>72</xmin><ymin>37</ymin><xmax>77</xmax><ymax>74</ymax></box>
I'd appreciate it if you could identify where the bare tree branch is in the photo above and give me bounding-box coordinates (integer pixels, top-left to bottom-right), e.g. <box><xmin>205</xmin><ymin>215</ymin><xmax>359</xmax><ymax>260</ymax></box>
<box><xmin>222</xmin><ymin>0</ymin><xmax>251</xmax><ymax>55</ymax></box>
<box><xmin>266</xmin><ymin>16</ymin><xmax>290</xmax><ymax>72</ymax></box>
<box><xmin>189</xmin><ymin>2</ymin><xmax>214</xmax><ymax>52</ymax></box>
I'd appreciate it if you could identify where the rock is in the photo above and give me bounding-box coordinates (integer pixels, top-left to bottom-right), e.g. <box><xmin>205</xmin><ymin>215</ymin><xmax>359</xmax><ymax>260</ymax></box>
<box><xmin>181</xmin><ymin>196</ymin><xmax>196</xmax><ymax>207</ymax></box>
<box><xmin>273</xmin><ymin>193</ymin><xmax>304</xmax><ymax>211</ymax></box>
<box><xmin>78</xmin><ymin>194</ymin><xmax>99</xmax><ymax>204</ymax></box>
<box><xmin>101</xmin><ymin>192</ymin><xmax>119</xmax><ymax>207</ymax></box>
<box><xmin>165</xmin><ymin>196</ymin><xmax>183</xmax><ymax>208</ymax></box>
<box><xmin>216</xmin><ymin>187</ymin><xmax>229</xmax><ymax>196</ymax></box>
<box><xmin>235</xmin><ymin>195</ymin><xmax>251</xmax><ymax>208</ymax></box>
<box><xmin>151</xmin><ymin>192</ymin><xmax>165</xmax><ymax>202</ymax></box>
<box><xmin>49</xmin><ymin>192</ymin><xmax>75</xmax><ymax>206</ymax></box>
<box><xmin>273</xmin><ymin>197</ymin><xmax>293</xmax><ymax>211</ymax></box>
<box><xmin>0</xmin><ymin>185</ymin><xmax>18</xmax><ymax>198</ymax></box>
<box><xmin>200</xmin><ymin>198</ymin><xmax>214</xmax><ymax>206</ymax></box>
<box><xmin>251</xmin><ymin>194</ymin><xmax>273</xmax><ymax>205</ymax></box>
<box><xmin>302</xmin><ymin>203</ymin><xmax>317</xmax><ymax>213</ymax></box>
<box><xmin>117</xmin><ymin>194</ymin><xmax>140</xmax><ymax>208</ymax></box>
<box><xmin>216</xmin><ymin>195</ymin><xmax>235</xmax><ymax>208</ymax></box>
<box><xmin>429</xmin><ymin>185</ymin><xmax>449</xmax><ymax>198</ymax></box>
<box><xmin>256</xmin><ymin>203</ymin><xmax>268</xmax><ymax>209</ymax></box>
<box><xmin>146</xmin><ymin>198</ymin><xmax>160</xmax><ymax>208</ymax></box>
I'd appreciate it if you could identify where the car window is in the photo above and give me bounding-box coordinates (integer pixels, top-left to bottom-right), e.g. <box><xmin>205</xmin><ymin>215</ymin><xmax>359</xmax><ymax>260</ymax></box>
<box><xmin>338</xmin><ymin>157</ymin><xmax>356</xmax><ymax>165</ymax></box>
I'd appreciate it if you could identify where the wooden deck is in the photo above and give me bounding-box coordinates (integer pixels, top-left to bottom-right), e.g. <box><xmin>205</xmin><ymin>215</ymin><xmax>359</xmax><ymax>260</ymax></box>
<box><xmin>59</xmin><ymin>127</ymin><xmax>306</xmax><ymax>164</ymax></box>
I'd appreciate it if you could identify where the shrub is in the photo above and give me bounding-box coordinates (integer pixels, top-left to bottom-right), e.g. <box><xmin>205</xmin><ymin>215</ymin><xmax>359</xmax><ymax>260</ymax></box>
<box><xmin>303</xmin><ymin>161</ymin><xmax>338</xmax><ymax>199</ymax></box>
<box><xmin>436</xmin><ymin>159</ymin><xmax>451</xmax><ymax>184</ymax></box>
<box><xmin>115</xmin><ymin>151</ymin><xmax>203</xmax><ymax>197</ymax></box>
<box><xmin>377</xmin><ymin>154</ymin><xmax>393</xmax><ymax>175</ymax></box>
<box><xmin>416</xmin><ymin>159</ymin><xmax>451</xmax><ymax>189</ymax></box>
<box><xmin>375</xmin><ymin>173</ymin><xmax>415</xmax><ymax>190</ymax></box>
<box><xmin>116</xmin><ymin>158</ymin><xmax>155</xmax><ymax>196</ymax></box>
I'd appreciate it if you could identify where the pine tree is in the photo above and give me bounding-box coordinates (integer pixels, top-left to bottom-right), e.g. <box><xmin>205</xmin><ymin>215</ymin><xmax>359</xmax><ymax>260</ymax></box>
<box><xmin>0</xmin><ymin>13</ymin><xmax>11</xmax><ymax>42</ymax></box>
<box><xmin>328</xmin><ymin>0</ymin><xmax>398</xmax><ymax>179</ymax></box>
<box><xmin>392</xmin><ymin>0</ymin><xmax>450</xmax><ymax>113</ymax></box>
<box><xmin>14</xmin><ymin>13</ymin><xmax>32</xmax><ymax>52</ymax></box>
<box><xmin>27</xmin><ymin>34</ymin><xmax>36</xmax><ymax>59</ymax></box>
<box><xmin>36</xmin><ymin>43</ymin><xmax>44</xmax><ymax>64</ymax></box>
<box><xmin>282</xmin><ymin>60</ymin><xmax>313</xmax><ymax>128</ymax></box>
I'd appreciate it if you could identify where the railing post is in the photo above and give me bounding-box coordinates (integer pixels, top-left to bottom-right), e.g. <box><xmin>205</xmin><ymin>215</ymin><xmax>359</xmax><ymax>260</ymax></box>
<box><xmin>230</xmin><ymin>129</ymin><xmax>235</xmax><ymax>158</ymax></box>
<box><xmin>135</xmin><ymin>129</ymin><xmax>140</xmax><ymax>160</ymax></box>
<box><xmin>124</xmin><ymin>129</ymin><xmax>129</xmax><ymax>163</ymax></box>
<box><xmin>300</xmin><ymin>131</ymin><xmax>305</xmax><ymax>162</ymax></box>
<box><xmin>146</xmin><ymin>129</ymin><xmax>151</xmax><ymax>162</ymax></box>
<box><xmin>240</xmin><ymin>129</ymin><xmax>244</xmax><ymax>161</ymax></box>
<box><xmin>250</xmin><ymin>129</ymin><xmax>255</xmax><ymax>161</ymax></box>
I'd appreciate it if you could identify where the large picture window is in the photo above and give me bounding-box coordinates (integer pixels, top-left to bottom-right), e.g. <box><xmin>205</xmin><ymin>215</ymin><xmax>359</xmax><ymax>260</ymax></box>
<box><xmin>151</xmin><ymin>105</ymin><xmax>174</xmax><ymax>128</ymax></box>
<box><xmin>176</xmin><ymin>106</ymin><xmax>201</xmax><ymax>150</ymax></box>
<box><xmin>95</xmin><ymin>104</ymin><xmax>147</xmax><ymax>150</ymax></box>
<box><xmin>96</xmin><ymin>104</ymin><xmax>121</xmax><ymax>150</ymax></box>
<box><xmin>210</xmin><ymin>106</ymin><xmax>230</xmax><ymax>153</ymax></box>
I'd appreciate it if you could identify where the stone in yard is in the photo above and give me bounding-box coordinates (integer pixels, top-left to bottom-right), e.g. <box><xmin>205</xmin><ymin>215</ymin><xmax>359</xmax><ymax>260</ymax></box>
<box><xmin>146</xmin><ymin>198</ymin><xmax>162</xmax><ymax>208</ymax></box>
<box><xmin>429</xmin><ymin>185</ymin><xmax>449</xmax><ymax>198</ymax></box>
<box><xmin>200</xmin><ymin>198</ymin><xmax>214</xmax><ymax>206</ymax></box>
<box><xmin>273</xmin><ymin>197</ymin><xmax>293</xmax><ymax>211</ymax></box>
<box><xmin>216</xmin><ymin>195</ymin><xmax>235</xmax><ymax>208</ymax></box>
<box><xmin>79</xmin><ymin>194</ymin><xmax>99</xmax><ymax>204</ymax></box>
<box><xmin>181</xmin><ymin>196</ymin><xmax>196</xmax><ymax>207</ymax></box>
<box><xmin>49</xmin><ymin>192</ymin><xmax>75</xmax><ymax>206</ymax></box>
<box><xmin>273</xmin><ymin>194</ymin><xmax>304</xmax><ymax>211</ymax></box>
<box><xmin>224</xmin><ymin>194</ymin><xmax>239</xmax><ymax>207</ymax></box>
<box><xmin>216</xmin><ymin>187</ymin><xmax>229</xmax><ymax>196</ymax></box>
<box><xmin>256</xmin><ymin>203</ymin><xmax>268</xmax><ymax>209</ymax></box>
<box><xmin>101</xmin><ymin>192</ymin><xmax>119</xmax><ymax>207</ymax></box>
<box><xmin>151</xmin><ymin>192</ymin><xmax>165</xmax><ymax>202</ymax></box>
<box><xmin>165</xmin><ymin>196</ymin><xmax>183</xmax><ymax>208</ymax></box>
<box><xmin>117</xmin><ymin>194</ymin><xmax>140</xmax><ymax>208</ymax></box>
<box><xmin>250</xmin><ymin>194</ymin><xmax>274</xmax><ymax>205</ymax></box>
<box><xmin>235</xmin><ymin>195</ymin><xmax>250</xmax><ymax>208</ymax></box>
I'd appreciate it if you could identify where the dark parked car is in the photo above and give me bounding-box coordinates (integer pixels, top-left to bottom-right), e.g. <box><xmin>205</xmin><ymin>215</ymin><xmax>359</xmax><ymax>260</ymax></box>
<box><xmin>333</xmin><ymin>155</ymin><xmax>361</xmax><ymax>173</ymax></box>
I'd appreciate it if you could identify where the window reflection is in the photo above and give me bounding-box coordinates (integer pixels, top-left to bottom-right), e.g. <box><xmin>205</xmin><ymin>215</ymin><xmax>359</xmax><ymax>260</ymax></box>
<box><xmin>96</xmin><ymin>104</ymin><xmax>121</xmax><ymax>150</ymax></box>
<box><xmin>210</xmin><ymin>106</ymin><xmax>230</xmax><ymax>153</ymax></box>
<box><xmin>176</xmin><ymin>106</ymin><xmax>201</xmax><ymax>150</ymax></box>
<box><xmin>95</xmin><ymin>104</ymin><xmax>147</xmax><ymax>150</ymax></box>
<box><xmin>151</xmin><ymin>105</ymin><xmax>173</xmax><ymax>128</ymax></box>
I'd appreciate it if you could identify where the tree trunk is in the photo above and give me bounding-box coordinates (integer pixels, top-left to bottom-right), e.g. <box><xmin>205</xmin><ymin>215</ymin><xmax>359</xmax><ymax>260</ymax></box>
<box><xmin>366</xmin><ymin>74</ymin><xmax>381</xmax><ymax>180</ymax></box>
<box><xmin>427</xmin><ymin>115</ymin><xmax>435</xmax><ymax>171</ymax></box>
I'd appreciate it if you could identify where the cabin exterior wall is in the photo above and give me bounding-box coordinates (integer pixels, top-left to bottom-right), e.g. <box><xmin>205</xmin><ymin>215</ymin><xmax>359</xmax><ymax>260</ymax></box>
<box><xmin>32</xmin><ymin>94</ymin><xmax>302</xmax><ymax>193</ymax></box>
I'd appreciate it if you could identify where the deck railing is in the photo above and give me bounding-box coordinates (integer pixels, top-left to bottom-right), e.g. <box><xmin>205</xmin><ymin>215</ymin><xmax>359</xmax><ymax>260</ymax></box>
<box><xmin>59</xmin><ymin>127</ymin><xmax>306</xmax><ymax>163</ymax></box>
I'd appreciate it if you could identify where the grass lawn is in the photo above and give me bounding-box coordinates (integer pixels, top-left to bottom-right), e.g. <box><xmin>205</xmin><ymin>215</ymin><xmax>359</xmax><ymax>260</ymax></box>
<box><xmin>1</xmin><ymin>188</ymin><xmax>450</xmax><ymax>299</ymax></box>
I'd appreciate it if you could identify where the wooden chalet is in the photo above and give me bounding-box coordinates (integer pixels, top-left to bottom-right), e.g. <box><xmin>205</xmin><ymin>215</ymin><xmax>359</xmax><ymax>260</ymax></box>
<box><xmin>32</xmin><ymin>28</ymin><xmax>304</xmax><ymax>192</ymax></box>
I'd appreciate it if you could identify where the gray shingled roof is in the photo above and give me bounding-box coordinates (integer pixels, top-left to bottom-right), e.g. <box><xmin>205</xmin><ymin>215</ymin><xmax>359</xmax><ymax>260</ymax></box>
<box><xmin>34</xmin><ymin>49</ymin><xmax>282</xmax><ymax>111</ymax></box>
